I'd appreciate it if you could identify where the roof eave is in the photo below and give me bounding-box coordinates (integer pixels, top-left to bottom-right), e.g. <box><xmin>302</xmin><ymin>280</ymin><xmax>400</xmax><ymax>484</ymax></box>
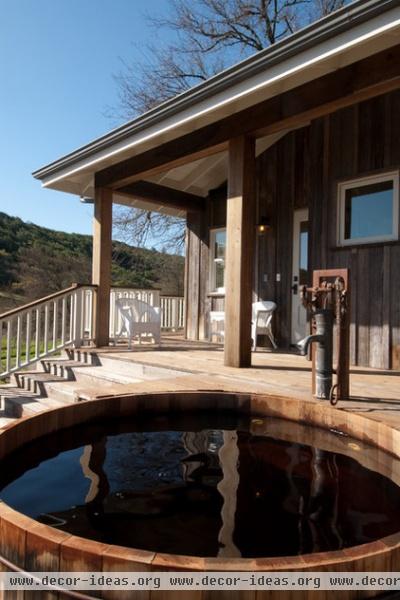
<box><xmin>32</xmin><ymin>0</ymin><xmax>399</xmax><ymax>182</ymax></box>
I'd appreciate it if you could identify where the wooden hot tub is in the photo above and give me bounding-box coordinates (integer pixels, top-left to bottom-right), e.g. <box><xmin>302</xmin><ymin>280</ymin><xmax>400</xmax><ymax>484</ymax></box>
<box><xmin>1</xmin><ymin>391</ymin><xmax>400</xmax><ymax>599</ymax></box>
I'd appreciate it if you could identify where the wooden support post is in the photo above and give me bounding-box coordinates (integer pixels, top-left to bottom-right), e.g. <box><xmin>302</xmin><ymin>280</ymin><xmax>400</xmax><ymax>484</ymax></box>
<box><xmin>92</xmin><ymin>187</ymin><xmax>113</xmax><ymax>347</ymax></box>
<box><xmin>184</xmin><ymin>209</ymin><xmax>209</xmax><ymax>341</ymax></box>
<box><xmin>224</xmin><ymin>136</ymin><xmax>256</xmax><ymax>367</ymax></box>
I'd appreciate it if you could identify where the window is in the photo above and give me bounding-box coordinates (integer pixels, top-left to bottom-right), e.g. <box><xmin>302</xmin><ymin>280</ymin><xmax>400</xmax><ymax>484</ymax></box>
<box><xmin>299</xmin><ymin>220</ymin><xmax>309</xmax><ymax>285</ymax></box>
<box><xmin>210</xmin><ymin>228</ymin><xmax>226</xmax><ymax>292</ymax></box>
<box><xmin>338</xmin><ymin>171</ymin><xmax>399</xmax><ymax>246</ymax></box>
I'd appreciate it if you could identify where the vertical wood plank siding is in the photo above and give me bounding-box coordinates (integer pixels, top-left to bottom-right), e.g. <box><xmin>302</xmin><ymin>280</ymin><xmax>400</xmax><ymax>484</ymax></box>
<box><xmin>308</xmin><ymin>91</ymin><xmax>400</xmax><ymax>369</ymax></box>
<box><xmin>184</xmin><ymin>90</ymin><xmax>400</xmax><ymax>368</ymax></box>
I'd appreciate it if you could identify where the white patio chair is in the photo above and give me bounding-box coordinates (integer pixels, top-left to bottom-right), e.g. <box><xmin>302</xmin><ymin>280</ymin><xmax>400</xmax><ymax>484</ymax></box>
<box><xmin>251</xmin><ymin>301</ymin><xmax>277</xmax><ymax>350</ymax></box>
<box><xmin>114</xmin><ymin>297</ymin><xmax>161</xmax><ymax>348</ymax></box>
<box><xmin>209</xmin><ymin>311</ymin><xmax>225</xmax><ymax>342</ymax></box>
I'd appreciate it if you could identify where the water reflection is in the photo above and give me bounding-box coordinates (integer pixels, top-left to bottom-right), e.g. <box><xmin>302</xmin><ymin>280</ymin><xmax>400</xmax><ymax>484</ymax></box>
<box><xmin>0</xmin><ymin>414</ymin><xmax>399</xmax><ymax>558</ymax></box>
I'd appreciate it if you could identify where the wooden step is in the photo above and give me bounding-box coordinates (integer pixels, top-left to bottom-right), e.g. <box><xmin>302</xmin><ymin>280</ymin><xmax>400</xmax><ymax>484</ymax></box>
<box><xmin>1</xmin><ymin>386</ymin><xmax>64</xmax><ymax>418</ymax></box>
<box><xmin>62</xmin><ymin>348</ymin><xmax>100</xmax><ymax>365</ymax></box>
<box><xmin>0</xmin><ymin>412</ymin><xmax>16</xmax><ymax>429</ymax></box>
<box><xmin>95</xmin><ymin>353</ymin><xmax>187</xmax><ymax>380</ymax></box>
<box><xmin>43</xmin><ymin>380</ymin><xmax>87</xmax><ymax>404</ymax></box>
<box><xmin>39</xmin><ymin>358</ymin><xmax>94</xmax><ymax>379</ymax></box>
<box><xmin>70</xmin><ymin>366</ymin><xmax>143</xmax><ymax>388</ymax></box>
<box><xmin>12</xmin><ymin>371</ymin><xmax>69</xmax><ymax>395</ymax></box>
<box><xmin>0</xmin><ymin>385</ymin><xmax>41</xmax><ymax>413</ymax></box>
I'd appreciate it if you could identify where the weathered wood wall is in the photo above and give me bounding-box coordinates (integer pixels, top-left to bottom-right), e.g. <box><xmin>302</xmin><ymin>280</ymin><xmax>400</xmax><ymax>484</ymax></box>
<box><xmin>256</xmin><ymin>131</ymin><xmax>309</xmax><ymax>347</ymax></box>
<box><xmin>308</xmin><ymin>90</ymin><xmax>400</xmax><ymax>370</ymax></box>
<box><xmin>184</xmin><ymin>187</ymin><xmax>226</xmax><ymax>342</ymax></box>
<box><xmin>184</xmin><ymin>89</ymin><xmax>400</xmax><ymax>369</ymax></box>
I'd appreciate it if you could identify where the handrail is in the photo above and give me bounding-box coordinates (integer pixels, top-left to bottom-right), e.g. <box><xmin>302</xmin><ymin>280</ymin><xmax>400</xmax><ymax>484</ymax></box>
<box><xmin>111</xmin><ymin>286</ymin><xmax>162</xmax><ymax>291</ymax></box>
<box><xmin>0</xmin><ymin>285</ymin><xmax>97</xmax><ymax>379</ymax></box>
<box><xmin>0</xmin><ymin>283</ymin><xmax>98</xmax><ymax>319</ymax></box>
<box><xmin>0</xmin><ymin>284</ymin><xmax>185</xmax><ymax>379</ymax></box>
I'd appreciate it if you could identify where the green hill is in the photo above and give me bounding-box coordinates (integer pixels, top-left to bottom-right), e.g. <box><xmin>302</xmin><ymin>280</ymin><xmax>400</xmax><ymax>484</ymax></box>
<box><xmin>0</xmin><ymin>212</ymin><xmax>184</xmax><ymax>313</ymax></box>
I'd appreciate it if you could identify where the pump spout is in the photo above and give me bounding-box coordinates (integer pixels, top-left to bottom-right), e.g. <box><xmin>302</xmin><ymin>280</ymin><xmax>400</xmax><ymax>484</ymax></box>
<box><xmin>296</xmin><ymin>309</ymin><xmax>334</xmax><ymax>400</ymax></box>
<box><xmin>296</xmin><ymin>334</ymin><xmax>324</xmax><ymax>356</ymax></box>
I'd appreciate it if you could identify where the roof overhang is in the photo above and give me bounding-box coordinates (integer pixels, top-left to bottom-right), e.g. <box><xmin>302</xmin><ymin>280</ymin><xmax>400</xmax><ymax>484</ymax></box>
<box><xmin>33</xmin><ymin>0</ymin><xmax>400</xmax><ymax>211</ymax></box>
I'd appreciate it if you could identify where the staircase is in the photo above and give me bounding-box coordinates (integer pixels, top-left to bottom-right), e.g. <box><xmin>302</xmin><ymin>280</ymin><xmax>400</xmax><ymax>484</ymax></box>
<box><xmin>0</xmin><ymin>348</ymin><xmax>187</xmax><ymax>428</ymax></box>
<box><xmin>0</xmin><ymin>284</ymin><xmax>186</xmax><ymax>429</ymax></box>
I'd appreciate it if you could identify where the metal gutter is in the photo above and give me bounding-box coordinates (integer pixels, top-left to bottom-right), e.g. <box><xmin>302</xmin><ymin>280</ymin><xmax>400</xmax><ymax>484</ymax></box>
<box><xmin>32</xmin><ymin>0</ymin><xmax>399</xmax><ymax>180</ymax></box>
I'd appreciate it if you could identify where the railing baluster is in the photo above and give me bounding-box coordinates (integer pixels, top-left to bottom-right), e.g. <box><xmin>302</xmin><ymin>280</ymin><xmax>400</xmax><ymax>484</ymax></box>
<box><xmin>43</xmin><ymin>303</ymin><xmax>49</xmax><ymax>356</ymax></box>
<box><xmin>6</xmin><ymin>320</ymin><xmax>12</xmax><ymax>374</ymax></box>
<box><xmin>109</xmin><ymin>289</ymin><xmax>115</xmax><ymax>339</ymax></box>
<box><xmin>15</xmin><ymin>315</ymin><xmax>22</xmax><ymax>369</ymax></box>
<box><xmin>35</xmin><ymin>308</ymin><xmax>40</xmax><ymax>360</ymax></box>
<box><xmin>180</xmin><ymin>297</ymin><xmax>184</xmax><ymax>328</ymax></box>
<box><xmin>72</xmin><ymin>290</ymin><xmax>83</xmax><ymax>348</ymax></box>
<box><xmin>53</xmin><ymin>299</ymin><xmax>58</xmax><ymax>351</ymax></box>
<box><xmin>69</xmin><ymin>294</ymin><xmax>74</xmax><ymax>344</ymax></box>
<box><xmin>26</xmin><ymin>311</ymin><xmax>32</xmax><ymax>364</ymax></box>
<box><xmin>86</xmin><ymin>290</ymin><xmax>91</xmax><ymax>339</ymax></box>
<box><xmin>61</xmin><ymin>296</ymin><xmax>66</xmax><ymax>346</ymax></box>
<box><xmin>88</xmin><ymin>289</ymin><xmax>95</xmax><ymax>342</ymax></box>
<box><xmin>88</xmin><ymin>288</ymin><xmax>94</xmax><ymax>341</ymax></box>
<box><xmin>172</xmin><ymin>298</ymin><xmax>178</xmax><ymax>331</ymax></box>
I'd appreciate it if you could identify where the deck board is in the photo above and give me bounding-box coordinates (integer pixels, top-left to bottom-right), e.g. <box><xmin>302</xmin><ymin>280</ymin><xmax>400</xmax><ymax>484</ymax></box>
<box><xmin>90</xmin><ymin>336</ymin><xmax>400</xmax><ymax>430</ymax></box>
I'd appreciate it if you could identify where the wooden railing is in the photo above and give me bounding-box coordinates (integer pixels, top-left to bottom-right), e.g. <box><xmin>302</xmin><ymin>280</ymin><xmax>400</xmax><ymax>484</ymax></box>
<box><xmin>0</xmin><ymin>284</ymin><xmax>185</xmax><ymax>379</ymax></box>
<box><xmin>109</xmin><ymin>287</ymin><xmax>161</xmax><ymax>340</ymax></box>
<box><xmin>0</xmin><ymin>284</ymin><xmax>97</xmax><ymax>379</ymax></box>
<box><xmin>108</xmin><ymin>288</ymin><xmax>184</xmax><ymax>336</ymax></box>
<box><xmin>160</xmin><ymin>296</ymin><xmax>185</xmax><ymax>330</ymax></box>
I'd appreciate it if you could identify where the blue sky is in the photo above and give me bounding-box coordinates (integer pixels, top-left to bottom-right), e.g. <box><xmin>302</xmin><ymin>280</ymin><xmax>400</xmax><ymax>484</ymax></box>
<box><xmin>0</xmin><ymin>0</ymin><xmax>169</xmax><ymax>237</ymax></box>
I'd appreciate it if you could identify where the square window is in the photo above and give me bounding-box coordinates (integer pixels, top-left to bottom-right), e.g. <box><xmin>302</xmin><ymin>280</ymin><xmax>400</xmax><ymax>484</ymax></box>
<box><xmin>338</xmin><ymin>172</ymin><xmax>399</xmax><ymax>246</ymax></box>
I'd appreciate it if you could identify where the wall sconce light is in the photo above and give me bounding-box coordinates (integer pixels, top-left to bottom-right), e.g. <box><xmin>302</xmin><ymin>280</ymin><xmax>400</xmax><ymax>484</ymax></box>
<box><xmin>257</xmin><ymin>216</ymin><xmax>272</xmax><ymax>234</ymax></box>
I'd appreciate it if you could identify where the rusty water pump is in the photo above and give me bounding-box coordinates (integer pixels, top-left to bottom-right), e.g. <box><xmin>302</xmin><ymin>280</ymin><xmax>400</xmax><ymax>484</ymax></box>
<box><xmin>297</xmin><ymin>270</ymin><xmax>350</xmax><ymax>405</ymax></box>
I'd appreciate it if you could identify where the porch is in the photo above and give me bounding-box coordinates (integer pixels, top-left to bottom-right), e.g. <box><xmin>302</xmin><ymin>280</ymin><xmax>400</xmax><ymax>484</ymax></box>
<box><xmin>32</xmin><ymin>1</ymin><xmax>400</xmax><ymax>372</ymax></box>
<box><xmin>2</xmin><ymin>333</ymin><xmax>399</xmax><ymax>433</ymax></box>
<box><xmin>84</xmin><ymin>336</ymin><xmax>400</xmax><ymax>410</ymax></box>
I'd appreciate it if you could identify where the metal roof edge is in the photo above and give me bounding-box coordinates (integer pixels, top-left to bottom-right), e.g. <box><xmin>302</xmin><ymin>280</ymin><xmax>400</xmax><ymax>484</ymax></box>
<box><xmin>32</xmin><ymin>0</ymin><xmax>399</xmax><ymax>181</ymax></box>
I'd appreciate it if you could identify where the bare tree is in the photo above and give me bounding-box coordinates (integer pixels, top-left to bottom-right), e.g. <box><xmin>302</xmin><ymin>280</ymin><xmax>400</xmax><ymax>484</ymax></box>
<box><xmin>113</xmin><ymin>206</ymin><xmax>186</xmax><ymax>253</ymax></box>
<box><xmin>313</xmin><ymin>0</ymin><xmax>347</xmax><ymax>16</ymax></box>
<box><xmin>113</xmin><ymin>0</ymin><xmax>350</xmax><ymax>251</ymax></box>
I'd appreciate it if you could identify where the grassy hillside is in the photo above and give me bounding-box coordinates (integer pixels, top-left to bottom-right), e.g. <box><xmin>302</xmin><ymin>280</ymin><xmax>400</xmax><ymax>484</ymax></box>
<box><xmin>0</xmin><ymin>212</ymin><xmax>184</xmax><ymax>313</ymax></box>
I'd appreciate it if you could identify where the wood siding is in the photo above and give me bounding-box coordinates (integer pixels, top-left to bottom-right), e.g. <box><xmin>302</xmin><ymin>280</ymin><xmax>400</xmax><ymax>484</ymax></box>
<box><xmin>256</xmin><ymin>131</ymin><xmax>309</xmax><ymax>347</ymax></box>
<box><xmin>308</xmin><ymin>91</ymin><xmax>400</xmax><ymax>370</ymax></box>
<box><xmin>185</xmin><ymin>89</ymin><xmax>400</xmax><ymax>369</ymax></box>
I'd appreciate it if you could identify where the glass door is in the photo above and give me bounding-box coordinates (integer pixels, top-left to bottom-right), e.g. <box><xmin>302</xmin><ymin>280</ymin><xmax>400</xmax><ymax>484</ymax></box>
<box><xmin>291</xmin><ymin>209</ymin><xmax>309</xmax><ymax>343</ymax></box>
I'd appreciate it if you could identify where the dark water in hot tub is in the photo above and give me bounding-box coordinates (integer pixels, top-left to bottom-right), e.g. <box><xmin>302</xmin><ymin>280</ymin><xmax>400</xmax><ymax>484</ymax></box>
<box><xmin>1</xmin><ymin>412</ymin><xmax>400</xmax><ymax>558</ymax></box>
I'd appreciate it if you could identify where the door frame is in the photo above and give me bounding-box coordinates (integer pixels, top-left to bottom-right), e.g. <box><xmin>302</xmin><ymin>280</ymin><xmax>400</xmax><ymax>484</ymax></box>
<box><xmin>291</xmin><ymin>208</ymin><xmax>309</xmax><ymax>344</ymax></box>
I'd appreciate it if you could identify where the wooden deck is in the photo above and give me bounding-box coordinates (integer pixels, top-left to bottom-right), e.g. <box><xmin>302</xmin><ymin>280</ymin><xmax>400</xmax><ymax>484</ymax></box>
<box><xmin>91</xmin><ymin>335</ymin><xmax>400</xmax><ymax>429</ymax></box>
<box><xmin>1</xmin><ymin>335</ymin><xmax>400</xmax><ymax>581</ymax></box>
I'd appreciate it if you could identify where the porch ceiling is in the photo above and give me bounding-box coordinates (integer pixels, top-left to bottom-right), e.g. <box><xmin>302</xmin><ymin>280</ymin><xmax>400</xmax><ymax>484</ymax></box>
<box><xmin>33</xmin><ymin>0</ymin><xmax>400</xmax><ymax>211</ymax></box>
<box><xmin>108</xmin><ymin>129</ymin><xmax>292</xmax><ymax>216</ymax></box>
